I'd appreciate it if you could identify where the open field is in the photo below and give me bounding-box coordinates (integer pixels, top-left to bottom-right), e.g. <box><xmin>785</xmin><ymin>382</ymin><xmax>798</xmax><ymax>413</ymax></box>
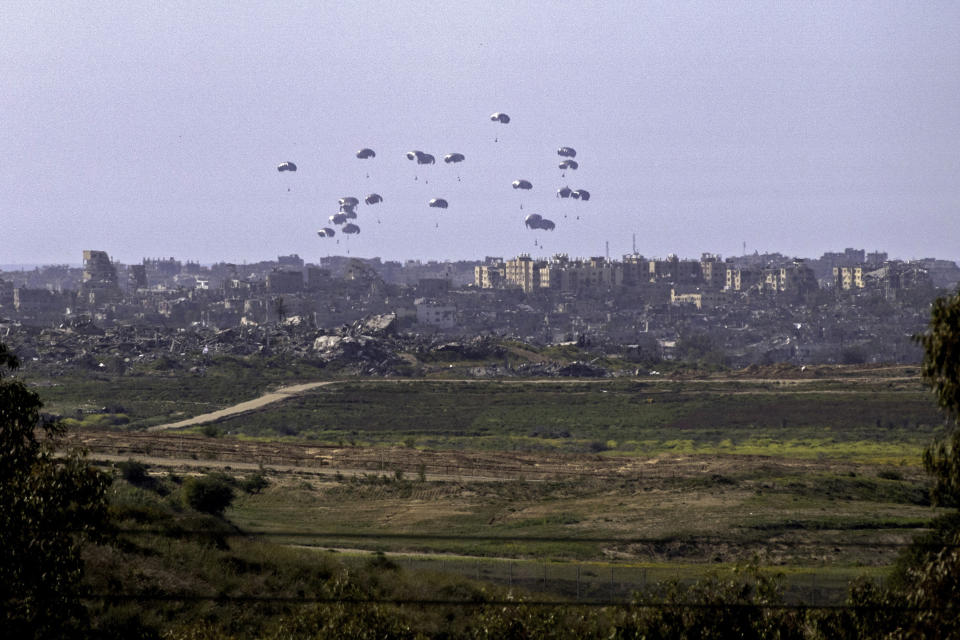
<box><xmin>41</xmin><ymin>365</ymin><xmax>948</xmax><ymax>605</ymax></box>
<box><xmin>81</xmin><ymin>442</ymin><xmax>930</xmax><ymax>605</ymax></box>
<box><xmin>28</xmin><ymin>355</ymin><xmax>333</xmax><ymax>430</ymax></box>
<box><xmin>187</xmin><ymin>375</ymin><xmax>943</xmax><ymax>464</ymax></box>
<box><xmin>36</xmin><ymin>364</ymin><xmax>945</xmax><ymax>462</ymax></box>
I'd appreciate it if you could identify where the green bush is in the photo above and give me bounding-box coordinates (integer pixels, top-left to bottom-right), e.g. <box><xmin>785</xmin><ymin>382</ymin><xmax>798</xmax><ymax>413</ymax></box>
<box><xmin>118</xmin><ymin>459</ymin><xmax>150</xmax><ymax>486</ymax></box>
<box><xmin>241</xmin><ymin>473</ymin><xmax>269</xmax><ymax>494</ymax></box>
<box><xmin>201</xmin><ymin>424</ymin><xmax>221</xmax><ymax>438</ymax></box>
<box><xmin>182</xmin><ymin>474</ymin><xmax>235</xmax><ymax>516</ymax></box>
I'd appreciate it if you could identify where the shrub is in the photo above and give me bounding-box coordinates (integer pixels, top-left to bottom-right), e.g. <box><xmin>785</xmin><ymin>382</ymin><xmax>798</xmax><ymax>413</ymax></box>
<box><xmin>201</xmin><ymin>424</ymin><xmax>221</xmax><ymax>438</ymax></box>
<box><xmin>588</xmin><ymin>440</ymin><xmax>609</xmax><ymax>453</ymax></box>
<box><xmin>182</xmin><ymin>474</ymin><xmax>235</xmax><ymax>516</ymax></box>
<box><xmin>366</xmin><ymin>551</ymin><xmax>399</xmax><ymax>572</ymax></box>
<box><xmin>241</xmin><ymin>473</ymin><xmax>269</xmax><ymax>494</ymax></box>
<box><xmin>117</xmin><ymin>459</ymin><xmax>151</xmax><ymax>486</ymax></box>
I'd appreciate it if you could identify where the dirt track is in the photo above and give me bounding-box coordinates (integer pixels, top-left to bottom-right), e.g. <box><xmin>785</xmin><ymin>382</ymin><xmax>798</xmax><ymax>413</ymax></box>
<box><xmin>147</xmin><ymin>381</ymin><xmax>339</xmax><ymax>431</ymax></box>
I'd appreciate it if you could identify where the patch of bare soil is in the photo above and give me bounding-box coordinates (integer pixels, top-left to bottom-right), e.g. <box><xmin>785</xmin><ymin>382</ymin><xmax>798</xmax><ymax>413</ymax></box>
<box><xmin>63</xmin><ymin>429</ymin><xmax>860</xmax><ymax>483</ymax></box>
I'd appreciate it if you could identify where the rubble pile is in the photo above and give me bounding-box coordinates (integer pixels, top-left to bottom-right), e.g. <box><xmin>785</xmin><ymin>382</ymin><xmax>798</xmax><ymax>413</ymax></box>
<box><xmin>424</xmin><ymin>336</ymin><xmax>506</xmax><ymax>360</ymax></box>
<box><xmin>311</xmin><ymin>313</ymin><xmax>407</xmax><ymax>375</ymax></box>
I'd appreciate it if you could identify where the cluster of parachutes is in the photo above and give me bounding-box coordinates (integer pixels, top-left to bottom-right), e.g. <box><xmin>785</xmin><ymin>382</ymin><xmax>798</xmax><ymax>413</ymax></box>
<box><xmin>276</xmin><ymin>110</ymin><xmax>592</xmax><ymax>246</ymax></box>
<box><xmin>406</xmin><ymin>148</ymin><xmax>463</xmax><ymax>210</ymax></box>
<box><xmin>523</xmin><ymin>213</ymin><xmax>555</xmax><ymax>231</ymax></box>
<box><xmin>557</xmin><ymin>186</ymin><xmax>590</xmax><ymax>200</ymax></box>
<box><xmin>514</xmin><ymin>144</ymin><xmax>593</xmax><ymax>235</ymax></box>
<box><xmin>321</xmin><ymin>192</ymin><xmax>382</xmax><ymax>238</ymax></box>
<box><xmin>316</xmin><ymin>149</ymin><xmax>386</xmax><ymax>239</ymax></box>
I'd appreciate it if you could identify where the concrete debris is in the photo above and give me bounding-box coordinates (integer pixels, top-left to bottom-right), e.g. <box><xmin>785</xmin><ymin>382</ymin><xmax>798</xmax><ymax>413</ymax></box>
<box><xmin>355</xmin><ymin>313</ymin><xmax>398</xmax><ymax>337</ymax></box>
<box><xmin>429</xmin><ymin>336</ymin><xmax>505</xmax><ymax>360</ymax></box>
<box><xmin>514</xmin><ymin>361</ymin><xmax>611</xmax><ymax>378</ymax></box>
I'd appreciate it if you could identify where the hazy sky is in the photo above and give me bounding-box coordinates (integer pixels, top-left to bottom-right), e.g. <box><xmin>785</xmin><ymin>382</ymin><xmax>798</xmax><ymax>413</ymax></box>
<box><xmin>3</xmin><ymin>1</ymin><xmax>958</xmax><ymax>265</ymax></box>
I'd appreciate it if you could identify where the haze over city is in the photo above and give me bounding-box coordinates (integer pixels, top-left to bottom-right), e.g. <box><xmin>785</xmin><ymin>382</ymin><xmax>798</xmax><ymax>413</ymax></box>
<box><xmin>3</xmin><ymin>2</ymin><xmax>959</xmax><ymax>265</ymax></box>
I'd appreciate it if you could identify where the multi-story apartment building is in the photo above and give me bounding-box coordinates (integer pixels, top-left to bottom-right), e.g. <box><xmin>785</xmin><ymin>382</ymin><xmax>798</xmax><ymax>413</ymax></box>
<box><xmin>505</xmin><ymin>254</ymin><xmax>543</xmax><ymax>292</ymax></box>
<box><xmin>762</xmin><ymin>261</ymin><xmax>817</xmax><ymax>296</ymax></box>
<box><xmin>700</xmin><ymin>254</ymin><xmax>725</xmax><ymax>289</ymax></box>
<box><xmin>535</xmin><ymin>255</ymin><xmax>623</xmax><ymax>293</ymax></box>
<box><xmin>474</xmin><ymin>258</ymin><xmax>506</xmax><ymax>289</ymax></box>
<box><xmin>621</xmin><ymin>254</ymin><xmax>649</xmax><ymax>286</ymax></box>
<box><xmin>833</xmin><ymin>266</ymin><xmax>864</xmax><ymax>290</ymax></box>
<box><xmin>725</xmin><ymin>267</ymin><xmax>760</xmax><ymax>292</ymax></box>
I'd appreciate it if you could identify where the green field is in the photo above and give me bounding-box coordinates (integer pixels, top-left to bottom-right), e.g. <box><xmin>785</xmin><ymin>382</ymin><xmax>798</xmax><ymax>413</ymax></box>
<box><xmin>28</xmin><ymin>356</ymin><xmax>332</xmax><ymax>429</ymax></box>
<box><xmin>193</xmin><ymin>377</ymin><xmax>946</xmax><ymax>463</ymax></box>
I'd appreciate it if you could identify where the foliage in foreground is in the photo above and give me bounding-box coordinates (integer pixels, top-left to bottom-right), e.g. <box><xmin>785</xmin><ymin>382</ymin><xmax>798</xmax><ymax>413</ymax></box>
<box><xmin>0</xmin><ymin>343</ymin><xmax>112</xmax><ymax>638</ymax></box>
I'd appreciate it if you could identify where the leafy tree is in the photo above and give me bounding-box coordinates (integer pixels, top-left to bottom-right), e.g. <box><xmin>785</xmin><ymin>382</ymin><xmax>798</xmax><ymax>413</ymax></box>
<box><xmin>182</xmin><ymin>474</ymin><xmax>235</xmax><ymax>516</ymax></box>
<box><xmin>918</xmin><ymin>288</ymin><xmax>960</xmax><ymax>507</ymax></box>
<box><xmin>0</xmin><ymin>342</ymin><xmax>111</xmax><ymax>637</ymax></box>
<box><xmin>614</xmin><ymin>566</ymin><xmax>803</xmax><ymax>640</ymax></box>
<box><xmin>872</xmin><ymin>288</ymin><xmax>960</xmax><ymax>637</ymax></box>
<box><xmin>892</xmin><ymin>534</ymin><xmax>960</xmax><ymax>639</ymax></box>
<box><xmin>118</xmin><ymin>458</ymin><xmax>152</xmax><ymax>486</ymax></box>
<box><xmin>819</xmin><ymin>288</ymin><xmax>960</xmax><ymax>639</ymax></box>
<box><xmin>240</xmin><ymin>472</ymin><xmax>269</xmax><ymax>494</ymax></box>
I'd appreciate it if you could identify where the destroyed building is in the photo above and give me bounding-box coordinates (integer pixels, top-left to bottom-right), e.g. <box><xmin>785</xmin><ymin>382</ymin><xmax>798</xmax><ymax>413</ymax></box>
<box><xmin>0</xmin><ymin>246</ymin><xmax>955</xmax><ymax>370</ymax></box>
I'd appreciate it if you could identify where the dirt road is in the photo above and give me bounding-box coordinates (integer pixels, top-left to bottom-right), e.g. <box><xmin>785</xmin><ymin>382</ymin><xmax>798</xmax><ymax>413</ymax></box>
<box><xmin>146</xmin><ymin>381</ymin><xmax>339</xmax><ymax>431</ymax></box>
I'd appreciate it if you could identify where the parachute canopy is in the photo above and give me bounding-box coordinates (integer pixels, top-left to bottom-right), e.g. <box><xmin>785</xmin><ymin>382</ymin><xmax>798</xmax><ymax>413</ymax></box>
<box><xmin>317</xmin><ymin>227</ymin><xmax>336</xmax><ymax>238</ymax></box>
<box><xmin>559</xmin><ymin>159</ymin><xmax>579</xmax><ymax>170</ymax></box>
<box><xmin>342</xmin><ymin>223</ymin><xmax>360</xmax><ymax>234</ymax></box>
<box><xmin>489</xmin><ymin>112</ymin><xmax>510</xmax><ymax>123</ymax></box>
<box><xmin>330</xmin><ymin>212</ymin><xmax>348</xmax><ymax>225</ymax></box>
<box><xmin>339</xmin><ymin>196</ymin><xmax>360</xmax><ymax>207</ymax></box>
<box><xmin>524</xmin><ymin>214</ymin><xmax>555</xmax><ymax>230</ymax></box>
<box><xmin>512</xmin><ymin>179</ymin><xmax>533</xmax><ymax>190</ymax></box>
<box><xmin>356</xmin><ymin>148</ymin><xmax>376</xmax><ymax>159</ymax></box>
<box><xmin>444</xmin><ymin>153</ymin><xmax>465</xmax><ymax>163</ymax></box>
<box><xmin>277</xmin><ymin>162</ymin><xmax>297</xmax><ymax>172</ymax></box>
<box><xmin>428</xmin><ymin>198</ymin><xmax>448</xmax><ymax>209</ymax></box>
<box><xmin>365</xmin><ymin>193</ymin><xmax>383</xmax><ymax>205</ymax></box>
<box><xmin>558</xmin><ymin>147</ymin><xmax>577</xmax><ymax>158</ymax></box>
<box><xmin>571</xmin><ymin>189</ymin><xmax>590</xmax><ymax>201</ymax></box>
<box><xmin>557</xmin><ymin>186</ymin><xmax>573</xmax><ymax>198</ymax></box>
<box><xmin>407</xmin><ymin>150</ymin><xmax>435</xmax><ymax>164</ymax></box>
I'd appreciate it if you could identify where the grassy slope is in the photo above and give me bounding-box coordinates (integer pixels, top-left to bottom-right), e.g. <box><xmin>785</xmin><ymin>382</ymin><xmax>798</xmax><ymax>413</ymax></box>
<box><xmin>227</xmin><ymin>464</ymin><xmax>936</xmax><ymax>565</ymax></box>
